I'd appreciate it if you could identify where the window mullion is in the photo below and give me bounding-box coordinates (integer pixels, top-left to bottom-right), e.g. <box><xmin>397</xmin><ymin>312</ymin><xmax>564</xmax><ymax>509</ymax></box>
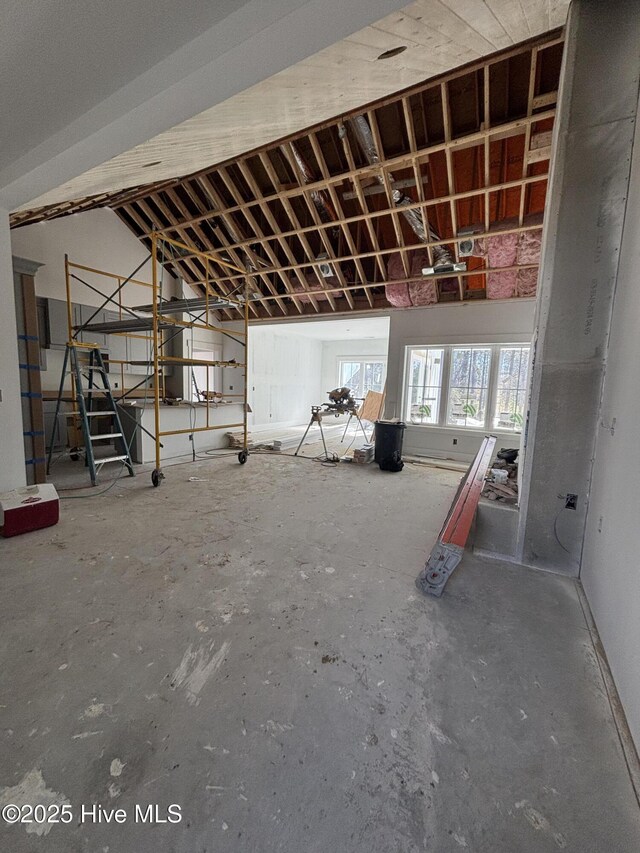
<box><xmin>440</xmin><ymin>346</ymin><xmax>451</xmax><ymax>427</ymax></box>
<box><xmin>487</xmin><ymin>345</ymin><xmax>500</xmax><ymax>432</ymax></box>
<box><xmin>404</xmin><ymin>349</ymin><xmax>412</xmax><ymax>422</ymax></box>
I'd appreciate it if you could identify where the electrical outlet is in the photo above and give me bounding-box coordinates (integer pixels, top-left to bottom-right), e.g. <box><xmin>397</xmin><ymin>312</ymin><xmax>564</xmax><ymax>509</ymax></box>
<box><xmin>565</xmin><ymin>493</ymin><xmax>578</xmax><ymax>510</ymax></box>
<box><xmin>452</xmin><ymin>438</ymin><xmax>458</xmax><ymax>446</ymax></box>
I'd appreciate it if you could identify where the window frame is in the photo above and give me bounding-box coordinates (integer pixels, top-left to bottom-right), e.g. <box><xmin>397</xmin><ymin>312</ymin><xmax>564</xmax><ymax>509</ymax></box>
<box><xmin>403</xmin><ymin>342</ymin><xmax>530</xmax><ymax>433</ymax></box>
<box><xmin>337</xmin><ymin>355</ymin><xmax>387</xmax><ymax>400</ymax></box>
<box><xmin>492</xmin><ymin>344</ymin><xmax>531</xmax><ymax>433</ymax></box>
<box><xmin>405</xmin><ymin>346</ymin><xmax>447</xmax><ymax>426</ymax></box>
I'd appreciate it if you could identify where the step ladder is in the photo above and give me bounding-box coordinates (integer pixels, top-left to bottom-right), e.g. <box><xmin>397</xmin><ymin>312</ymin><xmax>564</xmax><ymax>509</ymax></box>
<box><xmin>46</xmin><ymin>342</ymin><xmax>135</xmax><ymax>486</ymax></box>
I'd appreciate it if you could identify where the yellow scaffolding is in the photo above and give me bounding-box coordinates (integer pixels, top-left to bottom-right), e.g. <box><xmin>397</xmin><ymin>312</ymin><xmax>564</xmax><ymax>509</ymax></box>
<box><xmin>60</xmin><ymin>232</ymin><xmax>250</xmax><ymax>486</ymax></box>
<box><xmin>149</xmin><ymin>232</ymin><xmax>250</xmax><ymax>486</ymax></box>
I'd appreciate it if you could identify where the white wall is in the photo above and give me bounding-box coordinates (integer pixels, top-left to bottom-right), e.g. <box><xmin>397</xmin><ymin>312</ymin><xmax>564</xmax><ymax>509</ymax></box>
<box><xmin>385</xmin><ymin>300</ymin><xmax>536</xmax><ymax>461</ymax></box>
<box><xmin>320</xmin><ymin>338</ymin><xmax>389</xmax><ymax>399</ymax></box>
<box><xmin>244</xmin><ymin>327</ymin><xmax>323</xmax><ymax>430</ymax></box>
<box><xmin>0</xmin><ymin>210</ymin><xmax>26</xmax><ymax>491</ymax></box>
<box><xmin>10</xmin><ymin>209</ymin><xmax>175</xmax><ymax>393</ymax></box>
<box><xmin>581</xmin><ymin>91</ymin><xmax>640</xmax><ymax>748</ymax></box>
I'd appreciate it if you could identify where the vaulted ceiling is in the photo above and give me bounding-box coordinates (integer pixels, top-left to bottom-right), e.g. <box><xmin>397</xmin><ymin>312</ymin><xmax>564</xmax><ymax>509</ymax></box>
<box><xmin>11</xmin><ymin>32</ymin><xmax>563</xmax><ymax>319</ymax></box>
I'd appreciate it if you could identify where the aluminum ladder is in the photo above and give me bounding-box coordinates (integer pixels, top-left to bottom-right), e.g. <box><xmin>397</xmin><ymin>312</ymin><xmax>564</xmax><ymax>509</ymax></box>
<box><xmin>47</xmin><ymin>342</ymin><xmax>135</xmax><ymax>486</ymax></box>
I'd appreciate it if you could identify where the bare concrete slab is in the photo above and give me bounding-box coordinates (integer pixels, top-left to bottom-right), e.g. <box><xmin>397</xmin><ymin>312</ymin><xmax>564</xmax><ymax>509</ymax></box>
<box><xmin>0</xmin><ymin>453</ymin><xmax>638</xmax><ymax>852</ymax></box>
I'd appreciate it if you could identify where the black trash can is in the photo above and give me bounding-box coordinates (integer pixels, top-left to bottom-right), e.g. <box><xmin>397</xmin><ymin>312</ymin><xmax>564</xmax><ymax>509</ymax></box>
<box><xmin>374</xmin><ymin>420</ymin><xmax>406</xmax><ymax>472</ymax></box>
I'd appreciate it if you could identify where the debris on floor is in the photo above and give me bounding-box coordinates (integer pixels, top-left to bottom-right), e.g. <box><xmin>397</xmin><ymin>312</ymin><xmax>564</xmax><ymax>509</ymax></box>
<box><xmin>482</xmin><ymin>447</ymin><xmax>519</xmax><ymax>503</ymax></box>
<box><xmin>227</xmin><ymin>431</ymin><xmax>253</xmax><ymax>449</ymax></box>
<box><xmin>227</xmin><ymin>431</ymin><xmax>281</xmax><ymax>452</ymax></box>
<box><xmin>352</xmin><ymin>443</ymin><xmax>374</xmax><ymax>464</ymax></box>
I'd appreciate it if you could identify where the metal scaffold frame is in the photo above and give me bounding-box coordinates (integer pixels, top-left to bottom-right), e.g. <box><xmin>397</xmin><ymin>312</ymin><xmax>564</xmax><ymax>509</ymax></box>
<box><xmin>58</xmin><ymin>232</ymin><xmax>250</xmax><ymax>488</ymax></box>
<box><xmin>149</xmin><ymin>232</ymin><xmax>250</xmax><ymax>486</ymax></box>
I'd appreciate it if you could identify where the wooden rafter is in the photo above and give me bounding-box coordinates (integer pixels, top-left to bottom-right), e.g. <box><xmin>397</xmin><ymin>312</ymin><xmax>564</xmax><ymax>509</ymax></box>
<box><xmin>11</xmin><ymin>33</ymin><xmax>564</xmax><ymax>318</ymax></box>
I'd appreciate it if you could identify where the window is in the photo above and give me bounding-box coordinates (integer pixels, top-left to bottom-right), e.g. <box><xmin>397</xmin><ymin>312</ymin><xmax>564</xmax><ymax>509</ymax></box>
<box><xmin>493</xmin><ymin>345</ymin><xmax>530</xmax><ymax>432</ymax></box>
<box><xmin>406</xmin><ymin>348</ymin><xmax>443</xmax><ymax>424</ymax></box>
<box><xmin>447</xmin><ymin>347</ymin><xmax>491</xmax><ymax>427</ymax></box>
<box><xmin>404</xmin><ymin>343</ymin><xmax>530</xmax><ymax>432</ymax></box>
<box><xmin>338</xmin><ymin>358</ymin><xmax>386</xmax><ymax>399</ymax></box>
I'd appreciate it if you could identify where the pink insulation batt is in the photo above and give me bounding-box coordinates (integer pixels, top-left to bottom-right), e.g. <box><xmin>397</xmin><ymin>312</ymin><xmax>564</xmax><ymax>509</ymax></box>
<box><xmin>409</xmin><ymin>279</ymin><xmax>438</xmax><ymax>305</ymax></box>
<box><xmin>487</xmin><ymin>270</ymin><xmax>517</xmax><ymax>299</ymax></box>
<box><xmin>517</xmin><ymin>229</ymin><xmax>542</xmax><ymax>265</ymax></box>
<box><xmin>516</xmin><ymin>229</ymin><xmax>542</xmax><ymax>297</ymax></box>
<box><xmin>487</xmin><ymin>232</ymin><xmax>518</xmax><ymax>268</ymax></box>
<box><xmin>290</xmin><ymin>272</ymin><xmax>338</xmax><ymax>302</ymax></box>
<box><xmin>485</xmin><ymin>229</ymin><xmax>542</xmax><ymax>298</ymax></box>
<box><xmin>385</xmin><ymin>252</ymin><xmax>412</xmax><ymax>306</ymax></box>
<box><xmin>517</xmin><ymin>267</ymin><xmax>538</xmax><ymax>296</ymax></box>
<box><xmin>486</xmin><ymin>233</ymin><xmax>518</xmax><ymax>298</ymax></box>
<box><xmin>386</xmin><ymin>249</ymin><xmax>437</xmax><ymax>307</ymax></box>
<box><xmin>385</xmin><ymin>282</ymin><xmax>412</xmax><ymax>307</ymax></box>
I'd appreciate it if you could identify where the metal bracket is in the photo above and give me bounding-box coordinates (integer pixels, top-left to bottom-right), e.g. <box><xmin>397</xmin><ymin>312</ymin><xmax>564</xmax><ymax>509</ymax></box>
<box><xmin>416</xmin><ymin>542</ymin><xmax>464</xmax><ymax>597</ymax></box>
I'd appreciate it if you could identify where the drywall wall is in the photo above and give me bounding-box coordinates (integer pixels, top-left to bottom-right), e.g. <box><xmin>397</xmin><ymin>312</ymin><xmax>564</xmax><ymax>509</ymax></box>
<box><xmin>244</xmin><ymin>326</ymin><xmax>322</xmax><ymax>430</ymax></box>
<box><xmin>320</xmin><ymin>338</ymin><xmax>389</xmax><ymax>401</ymax></box>
<box><xmin>10</xmin><ymin>209</ymin><xmax>175</xmax><ymax>393</ymax></box>
<box><xmin>385</xmin><ymin>300</ymin><xmax>535</xmax><ymax>461</ymax></box>
<box><xmin>517</xmin><ymin>0</ymin><xmax>640</xmax><ymax>576</ymax></box>
<box><xmin>580</xmin><ymin>85</ymin><xmax>640</xmax><ymax>750</ymax></box>
<box><xmin>0</xmin><ymin>209</ymin><xmax>27</xmax><ymax>490</ymax></box>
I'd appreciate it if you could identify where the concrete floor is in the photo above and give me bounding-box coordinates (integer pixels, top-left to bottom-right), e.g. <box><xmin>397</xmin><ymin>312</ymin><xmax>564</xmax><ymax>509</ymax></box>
<box><xmin>1</xmin><ymin>451</ymin><xmax>639</xmax><ymax>852</ymax></box>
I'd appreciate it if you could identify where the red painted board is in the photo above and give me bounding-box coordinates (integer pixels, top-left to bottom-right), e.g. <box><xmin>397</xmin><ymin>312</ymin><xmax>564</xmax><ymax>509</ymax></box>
<box><xmin>441</xmin><ymin>435</ymin><xmax>496</xmax><ymax>547</ymax></box>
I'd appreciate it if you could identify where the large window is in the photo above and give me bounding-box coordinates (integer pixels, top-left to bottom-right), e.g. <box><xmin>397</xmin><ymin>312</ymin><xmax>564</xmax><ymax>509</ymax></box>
<box><xmin>406</xmin><ymin>348</ymin><xmax>443</xmax><ymax>424</ymax></box>
<box><xmin>404</xmin><ymin>343</ymin><xmax>530</xmax><ymax>432</ymax></box>
<box><xmin>338</xmin><ymin>358</ymin><xmax>386</xmax><ymax>399</ymax></box>
<box><xmin>447</xmin><ymin>346</ymin><xmax>491</xmax><ymax>427</ymax></box>
<box><xmin>493</xmin><ymin>346</ymin><xmax>530</xmax><ymax>431</ymax></box>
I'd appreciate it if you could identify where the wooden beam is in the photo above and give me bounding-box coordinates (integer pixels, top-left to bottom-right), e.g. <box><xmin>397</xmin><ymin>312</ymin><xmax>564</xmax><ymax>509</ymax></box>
<box><xmin>168</xmin><ymin>216</ymin><xmax>542</xmax><ymax>290</ymax></box>
<box><xmin>218</xmin><ymin>261</ymin><xmax>539</xmax><ymax>307</ymax></box>
<box><xmin>151</xmin><ymin>109</ymin><xmax>555</xmax><ymax>237</ymax></box>
<box><xmin>197</xmin><ymin>173</ymin><xmax>291</xmax><ymax>316</ymax></box>
<box><xmin>441</xmin><ymin>81</ymin><xmax>463</xmax><ymax>300</ymax></box>
<box><xmin>520</xmin><ymin>47</ymin><xmax>538</xmax><ymax>227</ymax></box>
<box><xmin>160</xmin><ymin>186</ymin><xmax>245</xmax><ymax>320</ymax></box>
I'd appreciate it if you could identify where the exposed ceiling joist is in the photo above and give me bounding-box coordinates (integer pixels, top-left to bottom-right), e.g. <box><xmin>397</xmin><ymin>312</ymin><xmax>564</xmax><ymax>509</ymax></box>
<box><xmin>11</xmin><ymin>33</ymin><xmax>564</xmax><ymax>319</ymax></box>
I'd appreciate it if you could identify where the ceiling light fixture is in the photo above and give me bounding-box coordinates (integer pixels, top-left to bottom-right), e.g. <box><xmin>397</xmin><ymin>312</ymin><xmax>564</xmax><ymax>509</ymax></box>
<box><xmin>377</xmin><ymin>45</ymin><xmax>407</xmax><ymax>60</ymax></box>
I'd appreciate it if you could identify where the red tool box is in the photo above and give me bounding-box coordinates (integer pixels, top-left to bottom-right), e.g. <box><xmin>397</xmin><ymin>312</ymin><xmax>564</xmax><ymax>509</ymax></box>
<box><xmin>0</xmin><ymin>484</ymin><xmax>60</xmax><ymax>538</ymax></box>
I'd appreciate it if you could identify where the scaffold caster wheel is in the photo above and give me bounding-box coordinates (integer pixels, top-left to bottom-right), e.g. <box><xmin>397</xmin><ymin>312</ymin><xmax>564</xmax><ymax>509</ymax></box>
<box><xmin>238</xmin><ymin>450</ymin><xmax>248</xmax><ymax>465</ymax></box>
<box><xmin>151</xmin><ymin>468</ymin><xmax>163</xmax><ymax>487</ymax></box>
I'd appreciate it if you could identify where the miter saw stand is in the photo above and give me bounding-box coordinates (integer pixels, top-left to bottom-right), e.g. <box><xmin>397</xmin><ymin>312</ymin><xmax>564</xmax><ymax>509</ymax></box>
<box><xmin>294</xmin><ymin>387</ymin><xmax>369</xmax><ymax>461</ymax></box>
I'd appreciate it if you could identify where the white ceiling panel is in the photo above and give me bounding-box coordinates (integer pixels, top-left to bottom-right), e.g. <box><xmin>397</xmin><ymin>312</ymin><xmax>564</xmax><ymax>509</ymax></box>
<box><xmin>13</xmin><ymin>0</ymin><xmax>569</xmax><ymax>214</ymax></box>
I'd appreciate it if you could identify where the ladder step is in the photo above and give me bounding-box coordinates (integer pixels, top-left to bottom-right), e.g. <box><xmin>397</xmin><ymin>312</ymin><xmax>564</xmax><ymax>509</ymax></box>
<box><xmin>48</xmin><ymin>343</ymin><xmax>134</xmax><ymax>486</ymax></box>
<box><xmin>94</xmin><ymin>455</ymin><xmax>129</xmax><ymax>466</ymax></box>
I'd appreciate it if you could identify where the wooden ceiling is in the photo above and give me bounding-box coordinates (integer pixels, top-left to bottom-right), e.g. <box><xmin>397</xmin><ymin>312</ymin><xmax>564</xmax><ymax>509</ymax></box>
<box><xmin>11</xmin><ymin>32</ymin><xmax>563</xmax><ymax>320</ymax></box>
